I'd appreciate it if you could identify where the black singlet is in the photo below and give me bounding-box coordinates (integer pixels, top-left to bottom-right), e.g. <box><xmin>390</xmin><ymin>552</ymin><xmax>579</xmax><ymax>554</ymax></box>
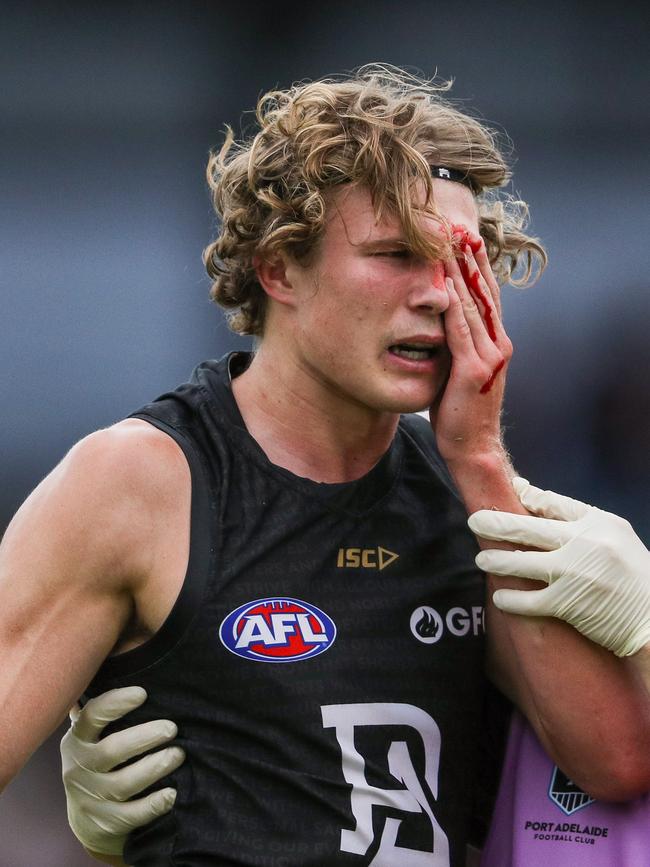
<box><xmin>86</xmin><ymin>353</ymin><xmax>490</xmax><ymax>867</ymax></box>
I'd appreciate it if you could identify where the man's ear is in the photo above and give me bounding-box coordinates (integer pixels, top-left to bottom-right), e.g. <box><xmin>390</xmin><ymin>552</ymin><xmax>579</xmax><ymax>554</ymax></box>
<box><xmin>253</xmin><ymin>252</ymin><xmax>297</xmax><ymax>307</ymax></box>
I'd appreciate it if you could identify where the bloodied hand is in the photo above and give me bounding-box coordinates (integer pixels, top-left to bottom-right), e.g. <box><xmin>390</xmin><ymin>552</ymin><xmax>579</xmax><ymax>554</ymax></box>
<box><xmin>430</xmin><ymin>226</ymin><xmax>513</xmax><ymax>465</ymax></box>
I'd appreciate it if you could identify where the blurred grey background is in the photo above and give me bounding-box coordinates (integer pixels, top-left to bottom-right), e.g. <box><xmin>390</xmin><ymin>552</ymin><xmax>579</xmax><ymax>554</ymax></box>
<box><xmin>1</xmin><ymin>1</ymin><xmax>648</xmax><ymax>863</ymax></box>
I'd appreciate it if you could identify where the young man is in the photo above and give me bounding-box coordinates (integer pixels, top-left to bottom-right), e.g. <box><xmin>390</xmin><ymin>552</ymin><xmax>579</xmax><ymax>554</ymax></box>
<box><xmin>2</xmin><ymin>66</ymin><xmax>649</xmax><ymax>866</ymax></box>
<box><xmin>61</xmin><ymin>480</ymin><xmax>650</xmax><ymax>866</ymax></box>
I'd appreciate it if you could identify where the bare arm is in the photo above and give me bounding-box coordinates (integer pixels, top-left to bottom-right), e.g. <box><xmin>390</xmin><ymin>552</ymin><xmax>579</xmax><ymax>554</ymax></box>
<box><xmin>434</xmin><ymin>231</ymin><xmax>650</xmax><ymax>800</ymax></box>
<box><xmin>631</xmin><ymin>645</ymin><xmax>650</xmax><ymax>694</ymax></box>
<box><xmin>0</xmin><ymin>421</ymin><xmax>183</xmax><ymax>791</ymax></box>
<box><xmin>469</xmin><ymin>478</ymin><xmax>650</xmax><ymax>717</ymax></box>
<box><xmin>451</xmin><ymin>455</ymin><xmax>650</xmax><ymax>800</ymax></box>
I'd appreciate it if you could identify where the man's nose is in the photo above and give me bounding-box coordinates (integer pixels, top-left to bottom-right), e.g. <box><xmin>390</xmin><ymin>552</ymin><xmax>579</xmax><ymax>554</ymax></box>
<box><xmin>407</xmin><ymin>260</ymin><xmax>450</xmax><ymax>313</ymax></box>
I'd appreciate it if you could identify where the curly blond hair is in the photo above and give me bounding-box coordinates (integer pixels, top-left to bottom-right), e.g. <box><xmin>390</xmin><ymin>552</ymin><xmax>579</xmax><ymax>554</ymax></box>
<box><xmin>204</xmin><ymin>64</ymin><xmax>546</xmax><ymax>335</ymax></box>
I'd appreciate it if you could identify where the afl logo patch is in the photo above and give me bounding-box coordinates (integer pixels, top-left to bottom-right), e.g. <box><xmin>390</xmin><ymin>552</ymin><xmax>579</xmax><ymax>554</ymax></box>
<box><xmin>219</xmin><ymin>598</ymin><xmax>336</xmax><ymax>663</ymax></box>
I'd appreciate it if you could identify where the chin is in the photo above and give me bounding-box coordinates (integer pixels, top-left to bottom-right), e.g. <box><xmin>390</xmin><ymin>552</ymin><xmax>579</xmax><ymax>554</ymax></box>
<box><xmin>381</xmin><ymin>375</ymin><xmax>444</xmax><ymax>416</ymax></box>
<box><xmin>399</xmin><ymin>399</ymin><xmax>434</xmax><ymax>415</ymax></box>
<box><xmin>351</xmin><ymin>373</ymin><xmax>441</xmax><ymax>416</ymax></box>
<box><xmin>376</xmin><ymin>391</ymin><xmax>436</xmax><ymax>415</ymax></box>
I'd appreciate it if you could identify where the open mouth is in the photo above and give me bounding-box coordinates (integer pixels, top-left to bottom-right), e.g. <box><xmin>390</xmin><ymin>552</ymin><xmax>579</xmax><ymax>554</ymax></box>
<box><xmin>388</xmin><ymin>343</ymin><xmax>438</xmax><ymax>361</ymax></box>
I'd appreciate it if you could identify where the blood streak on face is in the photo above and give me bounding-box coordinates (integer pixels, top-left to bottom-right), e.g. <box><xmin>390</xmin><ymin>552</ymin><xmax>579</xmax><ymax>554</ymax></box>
<box><xmin>451</xmin><ymin>224</ymin><xmax>481</xmax><ymax>255</ymax></box>
<box><xmin>451</xmin><ymin>224</ymin><xmax>497</xmax><ymax>342</ymax></box>
<box><xmin>450</xmin><ymin>224</ymin><xmax>504</xmax><ymax>394</ymax></box>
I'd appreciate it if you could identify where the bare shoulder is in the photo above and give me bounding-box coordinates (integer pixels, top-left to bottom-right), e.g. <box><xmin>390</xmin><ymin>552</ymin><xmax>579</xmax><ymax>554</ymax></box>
<box><xmin>67</xmin><ymin>417</ymin><xmax>188</xmax><ymax>489</ymax></box>
<box><xmin>4</xmin><ymin>418</ymin><xmax>190</xmax><ymax>591</ymax></box>
<box><xmin>67</xmin><ymin>418</ymin><xmax>189</xmax><ymax>508</ymax></box>
<box><xmin>67</xmin><ymin>418</ymin><xmax>191</xmax><ymax>576</ymax></box>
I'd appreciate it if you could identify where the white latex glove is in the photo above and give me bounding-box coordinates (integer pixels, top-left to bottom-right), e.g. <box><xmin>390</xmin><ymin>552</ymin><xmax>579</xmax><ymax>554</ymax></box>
<box><xmin>468</xmin><ymin>477</ymin><xmax>650</xmax><ymax>657</ymax></box>
<box><xmin>60</xmin><ymin>686</ymin><xmax>185</xmax><ymax>856</ymax></box>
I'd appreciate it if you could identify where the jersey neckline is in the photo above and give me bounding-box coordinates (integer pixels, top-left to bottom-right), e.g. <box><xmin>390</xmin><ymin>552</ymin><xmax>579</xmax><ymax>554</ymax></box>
<box><xmin>196</xmin><ymin>352</ymin><xmax>405</xmax><ymax>516</ymax></box>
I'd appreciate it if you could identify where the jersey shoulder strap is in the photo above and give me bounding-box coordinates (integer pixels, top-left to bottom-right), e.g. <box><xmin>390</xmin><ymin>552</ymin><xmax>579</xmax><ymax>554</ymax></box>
<box><xmin>399</xmin><ymin>412</ymin><xmax>461</xmax><ymax>498</ymax></box>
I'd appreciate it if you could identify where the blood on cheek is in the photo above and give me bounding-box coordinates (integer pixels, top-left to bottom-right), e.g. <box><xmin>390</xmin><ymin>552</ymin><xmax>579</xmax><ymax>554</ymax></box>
<box><xmin>456</xmin><ymin>249</ymin><xmax>498</xmax><ymax>343</ymax></box>
<box><xmin>450</xmin><ymin>226</ymin><xmax>497</xmax><ymax>340</ymax></box>
<box><xmin>449</xmin><ymin>226</ymin><xmax>503</xmax><ymax>394</ymax></box>
<box><xmin>451</xmin><ymin>225</ymin><xmax>481</xmax><ymax>255</ymax></box>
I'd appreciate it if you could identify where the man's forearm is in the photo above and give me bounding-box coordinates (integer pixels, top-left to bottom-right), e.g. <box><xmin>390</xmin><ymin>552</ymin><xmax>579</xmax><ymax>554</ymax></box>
<box><xmin>447</xmin><ymin>452</ymin><xmax>650</xmax><ymax>800</ymax></box>
<box><xmin>446</xmin><ymin>450</ymin><xmax>517</xmax><ymax>516</ymax></box>
<box><xmin>628</xmin><ymin>644</ymin><xmax>650</xmax><ymax>695</ymax></box>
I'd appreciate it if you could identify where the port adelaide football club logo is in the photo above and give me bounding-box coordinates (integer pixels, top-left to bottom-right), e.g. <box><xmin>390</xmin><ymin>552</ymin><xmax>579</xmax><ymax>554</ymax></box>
<box><xmin>548</xmin><ymin>766</ymin><xmax>595</xmax><ymax>815</ymax></box>
<box><xmin>219</xmin><ymin>598</ymin><xmax>336</xmax><ymax>663</ymax></box>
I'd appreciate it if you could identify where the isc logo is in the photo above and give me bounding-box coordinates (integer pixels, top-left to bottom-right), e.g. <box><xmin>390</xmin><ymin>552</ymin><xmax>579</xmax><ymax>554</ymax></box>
<box><xmin>336</xmin><ymin>547</ymin><xmax>399</xmax><ymax>571</ymax></box>
<box><xmin>219</xmin><ymin>598</ymin><xmax>336</xmax><ymax>663</ymax></box>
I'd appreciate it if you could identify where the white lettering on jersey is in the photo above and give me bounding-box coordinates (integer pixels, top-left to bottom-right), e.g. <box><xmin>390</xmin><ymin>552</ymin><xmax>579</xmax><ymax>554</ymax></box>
<box><xmin>321</xmin><ymin>702</ymin><xmax>450</xmax><ymax>866</ymax></box>
<box><xmin>295</xmin><ymin>612</ymin><xmax>328</xmax><ymax>642</ymax></box>
<box><xmin>235</xmin><ymin>612</ymin><xmax>329</xmax><ymax>648</ymax></box>
<box><xmin>235</xmin><ymin>615</ymin><xmax>278</xmax><ymax>647</ymax></box>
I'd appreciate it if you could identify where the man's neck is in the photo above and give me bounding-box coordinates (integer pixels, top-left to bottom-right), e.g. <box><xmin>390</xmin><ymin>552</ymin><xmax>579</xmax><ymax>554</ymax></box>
<box><xmin>231</xmin><ymin>346</ymin><xmax>399</xmax><ymax>483</ymax></box>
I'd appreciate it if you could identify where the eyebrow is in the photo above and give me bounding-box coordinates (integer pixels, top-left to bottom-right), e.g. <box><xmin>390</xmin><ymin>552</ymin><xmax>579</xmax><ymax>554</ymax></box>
<box><xmin>359</xmin><ymin>237</ymin><xmax>409</xmax><ymax>249</ymax></box>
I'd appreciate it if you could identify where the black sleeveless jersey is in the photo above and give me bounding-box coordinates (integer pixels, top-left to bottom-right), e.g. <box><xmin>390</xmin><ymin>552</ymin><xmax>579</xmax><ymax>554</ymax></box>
<box><xmin>86</xmin><ymin>353</ymin><xmax>490</xmax><ymax>867</ymax></box>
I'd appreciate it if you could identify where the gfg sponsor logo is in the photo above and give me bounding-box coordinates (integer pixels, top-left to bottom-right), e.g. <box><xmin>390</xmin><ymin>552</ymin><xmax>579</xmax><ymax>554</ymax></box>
<box><xmin>410</xmin><ymin>605</ymin><xmax>484</xmax><ymax>644</ymax></box>
<box><xmin>219</xmin><ymin>598</ymin><xmax>336</xmax><ymax>662</ymax></box>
